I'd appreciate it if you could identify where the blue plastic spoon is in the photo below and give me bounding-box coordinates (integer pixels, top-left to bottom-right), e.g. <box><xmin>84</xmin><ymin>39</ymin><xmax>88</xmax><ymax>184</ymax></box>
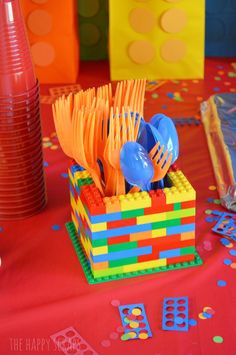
<box><xmin>150</xmin><ymin>113</ymin><xmax>179</xmax><ymax>164</ymax></box>
<box><xmin>120</xmin><ymin>142</ymin><xmax>154</xmax><ymax>191</ymax></box>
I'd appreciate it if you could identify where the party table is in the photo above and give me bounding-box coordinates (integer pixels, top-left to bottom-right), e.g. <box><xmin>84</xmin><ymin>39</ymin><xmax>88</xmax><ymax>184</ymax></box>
<box><xmin>0</xmin><ymin>58</ymin><xmax>236</xmax><ymax>355</ymax></box>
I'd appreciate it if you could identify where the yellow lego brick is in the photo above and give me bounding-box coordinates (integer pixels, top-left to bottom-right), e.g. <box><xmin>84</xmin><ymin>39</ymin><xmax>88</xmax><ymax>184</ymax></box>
<box><xmin>80</xmin><ymin>233</ymin><xmax>91</xmax><ymax>259</ymax></box>
<box><xmin>71</xmin><ymin>212</ymin><xmax>78</xmax><ymax>231</ymax></box>
<box><xmin>166</xmin><ymin>208</ymin><xmax>196</xmax><ymax>220</ymax></box>
<box><xmin>123</xmin><ymin>258</ymin><xmax>167</xmax><ymax>273</ymax></box>
<box><xmin>103</xmin><ymin>196</ymin><xmax>121</xmax><ymax>213</ymax></box>
<box><xmin>137</xmin><ymin>212</ymin><xmax>166</xmax><ymax>225</ymax></box>
<box><xmin>181</xmin><ymin>231</ymin><xmax>195</xmax><ymax>240</ymax></box>
<box><xmin>93</xmin><ymin>265</ymin><xmax>124</xmax><ymax>278</ymax></box>
<box><xmin>76</xmin><ymin>197</ymin><xmax>92</xmax><ymax>230</ymax></box>
<box><xmin>92</xmin><ymin>245</ymin><xmax>108</xmax><ymax>256</ymax></box>
<box><xmin>119</xmin><ymin>191</ymin><xmax>151</xmax><ymax>211</ymax></box>
<box><xmin>68</xmin><ymin>169</ymin><xmax>75</xmax><ymax>187</ymax></box>
<box><xmin>90</xmin><ymin>222</ymin><xmax>107</xmax><ymax>233</ymax></box>
<box><xmin>151</xmin><ymin>228</ymin><xmax>166</xmax><ymax>238</ymax></box>
<box><xmin>74</xmin><ymin>170</ymin><xmax>91</xmax><ymax>181</ymax></box>
<box><xmin>70</xmin><ymin>193</ymin><xmax>77</xmax><ymax>212</ymax></box>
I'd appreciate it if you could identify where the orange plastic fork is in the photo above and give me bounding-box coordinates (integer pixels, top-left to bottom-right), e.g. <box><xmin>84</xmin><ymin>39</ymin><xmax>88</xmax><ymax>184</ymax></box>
<box><xmin>149</xmin><ymin>142</ymin><xmax>173</xmax><ymax>182</ymax></box>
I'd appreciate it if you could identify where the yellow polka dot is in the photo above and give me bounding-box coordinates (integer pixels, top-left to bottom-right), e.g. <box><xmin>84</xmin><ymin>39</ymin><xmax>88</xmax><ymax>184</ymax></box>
<box><xmin>129</xmin><ymin>7</ymin><xmax>155</xmax><ymax>33</ymax></box>
<box><xmin>31</xmin><ymin>42</ymin><xmax>55</xmax><ymax>67</ymax></box>
<box><xmin>208</xmin><ymin>185</ymin><xmax>216</xmax><ymax>190</ymax></box>
<box><xmin>127</xmin><ymin>332</ymin><xmax>137</xmax><ymax>339</ymax></box>
<box><xmin>139</xmin><ymin>332</ymin><xmax>148</xmax><ymax>339</ymax></box>
<box><xmin>78</xmin><ymin>0</ymin><xmax>100</xmax><ymax>18</ymax></box>
<box><xmin>27</xmin><ymin>10</ymin><xmax>52</xmax><ymax>36</ymax></box>
<box><xmin>80</xmin><ymin>23</ymin><xmax>101</xmax><ymax>46</ymax></box>
<box><xmin>160</xmin><ymin>9</ymin><xmax>187</xmax><ymax>33</ymax></box>
<box><xmin>128</xmin><ymin>40</ymin><xmax>155</xmax><ymax>64</ymax></box>
<box><xmin>132</xmin><ymin>308</ymin><xmax>142</xmax><ymax>316</ymax></box>
<box><xmin>160</xmin><ymin>39</ymin><xmax>186</xmax><ymax>62</ymax></box>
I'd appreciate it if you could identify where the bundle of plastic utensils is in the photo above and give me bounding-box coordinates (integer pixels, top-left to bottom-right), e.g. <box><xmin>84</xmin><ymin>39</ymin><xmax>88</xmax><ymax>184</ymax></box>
<box><xmin>52</xmin><ymin>79</ymin><xmax>178</xmax><ymax>196</ymax></box>
<box><xmin>0</xmin><ymin>0</ymin><xmax>46</xmax><ymax>220</ymax></box>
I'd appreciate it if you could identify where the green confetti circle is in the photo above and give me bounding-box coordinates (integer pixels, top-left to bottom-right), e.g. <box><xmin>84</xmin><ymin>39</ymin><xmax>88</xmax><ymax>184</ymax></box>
<box><xmin>213</xmin><ymin>336</ymin><xmax>224</xmax><ymax>344</ymax></box>
<box><xmin>205</xmin><ymin>209</ymin><xmax>212</xmax><ymax>215</ymax></box>
<box><xmin>152</xmin><ymin>93</ymin><xmax>159</xmax><ymax>99</ymax></box>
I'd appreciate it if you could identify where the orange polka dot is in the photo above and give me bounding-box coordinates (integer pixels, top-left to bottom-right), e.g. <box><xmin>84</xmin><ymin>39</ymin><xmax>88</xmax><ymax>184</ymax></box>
<box><xmin>27</xmin><ymin>10</ymin><xmax>52</xmax><ymax>36</ymax></box>
<box><xmin>31</xmin><ymin>42</ymin><xmax>55</xmax><ymax>67</ymax></box>
<box><xmin>128</xmin><ymin>40</ymin><xmax>155</xmax><ymax>64</ymax></box>
<box><xmin>32</xmin><ymin>0</ymin><xmax>48</xmax><ymax>3</ymax></box>
<box><xmin>160</xmin><ymin>9</ymin><xmax>187</xmax><ymax>33</ymax></box>
<box><xmin>129</xmin><ymin>7</ymin><xmax>155</xmax><ymax>33</ymax></box>
<box><xmin>160</xmin><ymin>39</ymin><xmax>186</xmax><ymax>62</ymax></box>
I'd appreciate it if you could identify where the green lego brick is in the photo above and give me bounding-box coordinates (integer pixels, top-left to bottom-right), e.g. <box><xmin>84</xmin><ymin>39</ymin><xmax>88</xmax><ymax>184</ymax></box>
<box><xmin>77</xmin><ymin>177</ymin><xmax>93</xmax><ymax>187</ymax></box>
<box><xmin>180</xmin><ymin>246</ymin><xmax>195</xmax><ymax>255</ymax></box>
<box><xmin>91</xmin><ymin>238</ymin><xmax>107</xmax><ymax>247</ymax></box>
<box><xmin>108</xmin><ymin>241</ymin><xmax>137</xmax><ymax>253</ymax></box>
<box><xmin>109</xmin><ymin>256</ymin><xmax>138</xmax><ymax>268</ymax></box>
<box><xmin>66</xmin><ymin>222</ymin><xmax>203</xmax><ymax>285</ymax></box>
<box><xmin>152</xmin><ymin>218</ymin><xmax>181</xmax><ymax>230</ymax></box>
<box><xmin>122</xmin><ymin>208</ymin><xmax>144</xmax><ymax>219</ymax></box>
<box><xmin>174</xmin><ymin>202</ymin><xmax>182</xmax><ymax>210</ymax></box>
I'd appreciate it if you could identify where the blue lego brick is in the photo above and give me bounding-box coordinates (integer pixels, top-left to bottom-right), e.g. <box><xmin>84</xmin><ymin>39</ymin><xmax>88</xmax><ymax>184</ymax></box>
<box><xmin>166</xmin><ymin>224</ymin><xmax>195</xmax><ymax>236</ymax></box>
<box><xmin>119</xmin><ymin>303</ymin><xmax>152</xmax><ymax>340</ymax></box>
<box><xmin>89</xmin><ymin>211</ymin><xmax>122</xmax><ymax>224</ymax></box>
<box><xmin>205</xmin><ymin>0</ymin><xmax>236</xmax><ymax>57</ymax></box>
<box><xmin>91</xmin><ymin>246</ymin><xmax>152</xmax><ymax>263</ymax></box>
<box><xmin>71</xmin><ymin>164</ymin><xmax>85</xmax><ymax>175</ymax></box>
<box><xmin>212</xmin><ymin>212</ymin><xmax>236</xmax><ymax>242</ymax></box>
<box><xmin>160</xmin><ymin>248</ymin><xmax>181</xmax><ymax>259</ymax></box>
<box><xmin>162</xmin><ymin>297</ymin><xmax>189</xmax><ymax>332</ymax></box>
<box><xmin>91</xmin><ymin>223</ymin><xmax>153</xmax><ymax>240</ymax></box>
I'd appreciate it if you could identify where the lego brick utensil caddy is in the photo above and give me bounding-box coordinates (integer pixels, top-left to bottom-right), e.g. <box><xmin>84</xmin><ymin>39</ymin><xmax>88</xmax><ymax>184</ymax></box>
<box><xmin>67</xmin><ymin>162</ymin><xmax>202</xmax><ymax>284</ymax></box>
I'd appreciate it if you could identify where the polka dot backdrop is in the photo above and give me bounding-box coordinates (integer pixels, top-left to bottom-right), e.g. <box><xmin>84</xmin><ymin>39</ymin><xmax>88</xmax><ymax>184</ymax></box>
<box><xmin>20</xmin><ymin>0</ymin><xmax>79</xmax><ymax>83</ymax></box>
<box><xmin>78</xmin><ymin>0</ymin><xmax>108</xmax><ymax>60</ymax></box>
<box><xmin>109</xmin><ymin>0</ymin><xmax>205</xmax><ymax>80</ymax></box>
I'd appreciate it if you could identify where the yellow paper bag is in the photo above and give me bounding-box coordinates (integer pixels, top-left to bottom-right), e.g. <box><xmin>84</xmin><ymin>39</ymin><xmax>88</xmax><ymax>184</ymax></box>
<box><xmin>109</xmin><ymin>0</ymin><xmax>205</xmax><ymax>80</ymax></box>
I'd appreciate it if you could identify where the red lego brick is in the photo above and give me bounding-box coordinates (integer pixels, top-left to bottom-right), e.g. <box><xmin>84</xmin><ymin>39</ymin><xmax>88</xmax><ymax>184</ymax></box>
<box><xmin>181</xmin><ymin>216</ymin><xmax>195</xmax><ymax>225</ymax></box>
<box><xmin>181</xmin><ymin>200</ymin><xmax>196</xmax><ymax>209</ymax></box>
<box><xmin>80</xmin><ymin>184</ymin><xmax>106</xmax><ymax>215</ymax></box>
<box><xmin>168</xmin><ymin>163</ymin><xmax>179</xmax><ymax>172</ymax></box>
<box><xmin>107</xmin><ymin>218</ymin><xmax>137</xmax><ymax>229</ymax></box>
<box><xmin>107</xmin><ymin>234</ymin><xmax>130</xmax><ymax>245</ymax></box>
<box><xmin>145</xmin><ymin>190</ymin><xmax>172</xmax><ymax>214</ymax></box>
<box><xmin>166</xmin><ymin>254</ymin><xmax>195</xmax><ymax>265</ymax></box>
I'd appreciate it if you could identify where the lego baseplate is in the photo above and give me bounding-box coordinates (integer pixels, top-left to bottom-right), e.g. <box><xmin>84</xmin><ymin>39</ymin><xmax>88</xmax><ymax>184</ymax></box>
<box><xmin>66</xmin><ymin>222</ymin><xmax>203</xmax><ymax>284</ymax></box>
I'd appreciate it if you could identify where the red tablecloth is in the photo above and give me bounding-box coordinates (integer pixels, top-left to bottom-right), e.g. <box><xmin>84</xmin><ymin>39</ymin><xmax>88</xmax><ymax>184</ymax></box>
<box><xmin>1</xmin><ymin>59</ymin><xmax>236</xmax><ymax>355</ymax></box>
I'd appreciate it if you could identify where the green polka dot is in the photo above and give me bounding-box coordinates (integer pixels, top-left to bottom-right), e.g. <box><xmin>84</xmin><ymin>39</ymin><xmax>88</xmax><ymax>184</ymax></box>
<box><xmin>80</xmin><ymin>23</ymin><xmax>101</xmax><ymax>46</ymax></box>
<box><xmin>213</xmin><ymin>336</ymin><xmax>223</xmax><ymax>344</ymax></box>
<box><xmin>78</xmin><ymin>0</ymin><xmax>100</xmax><ymax>18</ymax></box>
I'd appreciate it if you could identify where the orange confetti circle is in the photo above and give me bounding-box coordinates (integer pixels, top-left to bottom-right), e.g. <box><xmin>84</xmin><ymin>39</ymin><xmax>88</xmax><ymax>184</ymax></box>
<box><xmin>230</xmin><ymin>263</ymin><xmax>236</xmax><ymax>269</ymax></box>
<box><xmin>208</xmin><ymin>185</ymin><xmax>216</xmax><ymax>191</ymax></box>
<box><xmin>130</xmin><ymin>321</ymin><xmax>139</xmax><ymax>329</ymax></box>
<box><xmin>139</xmin><ymin>332</ymin><xmax>149</xmax><ymax>339</ymax></box>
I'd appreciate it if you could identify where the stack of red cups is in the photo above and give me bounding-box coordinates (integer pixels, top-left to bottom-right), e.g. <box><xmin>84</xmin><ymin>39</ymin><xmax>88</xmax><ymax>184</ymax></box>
<box><xmin>0</xmin><ymin>0</ymin><xmax>47</xmax><ymax>220</ymax></box>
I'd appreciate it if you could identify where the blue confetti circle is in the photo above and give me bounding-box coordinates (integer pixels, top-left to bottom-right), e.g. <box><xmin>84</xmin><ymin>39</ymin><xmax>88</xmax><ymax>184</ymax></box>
<box><xmin>224</xmin><ymin>258</ymin><xmax>232</xmax><ymax>265</ymax></box>
<box><xmin>220</xmin><ymin>238</ymin><xmax>230</xmax><ymax>246</ymax></box>
<box><xmin>0</xmin><ymin>226</ymin><xmax>3</xmax><ymax>232</ymax></box>
<box><xmin>217</xmin><ymin>280</ymin><xmax>227</xmax><ymax>287</ymax></box>
<box><xmin>207</xmin><ymin>198</ymin><xmax>214</xmax><ymax>203</ymax></box>
<box><xmin>202</xmin><ymin>312</ymin><xmax>212</xmax><ymax>319</ymax></box>
<box><xmin>61</xmin><ymin>172</ymin><xmax>68</xmax><ymax>178</ymax></box>
<box><xmin>229</xmin><ymin>249</ymin><xmax>236</xmax><ymax>256</ymax></box>
<box><xmin>189</xmin><ymin>319</ymin><xmax>197</xmax><ymax>326</ymax></box>
<box><xmin>52</xmin><ymin>224</ymin><xmax>60</xmax><ymax>231</ymax></box>
<box><xmin>175</xmin><ymin>316</ymin><xmax>184</xmax><ymax>325</ymax></box>
<box><xmin>44</xmin><ymin>161</ymin><xmax>49</xmax><ymax>167</ymax></box>
<box><xmin>213</xmin><ymin>87</ymin><xmax>220</xmax><ymax>92</ymax></box>
<box><xmin>205</xmin><ymin>217</ymin><xmax>216</xmax><ymax>223</ymax></box>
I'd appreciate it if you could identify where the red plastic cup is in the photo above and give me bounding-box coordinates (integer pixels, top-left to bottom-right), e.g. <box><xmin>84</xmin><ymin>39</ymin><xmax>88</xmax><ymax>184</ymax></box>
<box><xmin>0</xmin><ymin>170</ymin><xmax>45</xmax><ymax>191</ymax></box>
<box><xmin>0</xmin><ymin>93</ymin><xmax>40</xmax><ymax>113</ymax></box>
<box><xmin>0</xmin><ymin>79</ymin><xmax>39</xmax><ymax>101</ymax></box>
<box><xmin>0</xmin><ymin>181</ymin><xmax>46</xmax><ymax>204</ymax></box>
<box><xmin>0</xmin><ymin>0</ymin><xmax>36</xmax><ymax>96</ymax></box>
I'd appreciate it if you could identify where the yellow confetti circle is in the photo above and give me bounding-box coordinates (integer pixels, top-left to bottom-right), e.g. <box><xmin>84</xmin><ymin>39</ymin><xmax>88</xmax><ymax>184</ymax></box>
<box><xmin>209</xmin><ymin>185</ymin><xmax>216</xmax><ymax>191</ymax></box>
<box><xmin>50</xmin><ymin>145</ymin><xmax>58</xmax><ymax>150</ymax></box>
<box><xmin>139</xmin><ymin>332</ymin><xmax>148</xmax><ymax>340</ymax></box>
<box><xmin>198</xmin><ymin>313</ymin><xmax>207</xmax><ymax>319</ymax></box>
<box><xmin>130</xmin><ymin>321</ymin><xmax>139</xmax><ymax>329</ymax></box>
<box><xmin>203</xmin><ymin>307</ymin><xmax>212</xmax><ymax>312</ymax></box>
<box><xmin>127</xmin><ymin>332</ymin><xmax>137</xmax><ymax>339</ymax></box>
<box><xmin>230</xmin><ymin>263</ymin><xmax>236</xmax><ymax>269</ymax></box>
<box><xmin>132</xmin><ymin>308</ymin><xmax>142</xmax><ymax>316</ymax></box>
